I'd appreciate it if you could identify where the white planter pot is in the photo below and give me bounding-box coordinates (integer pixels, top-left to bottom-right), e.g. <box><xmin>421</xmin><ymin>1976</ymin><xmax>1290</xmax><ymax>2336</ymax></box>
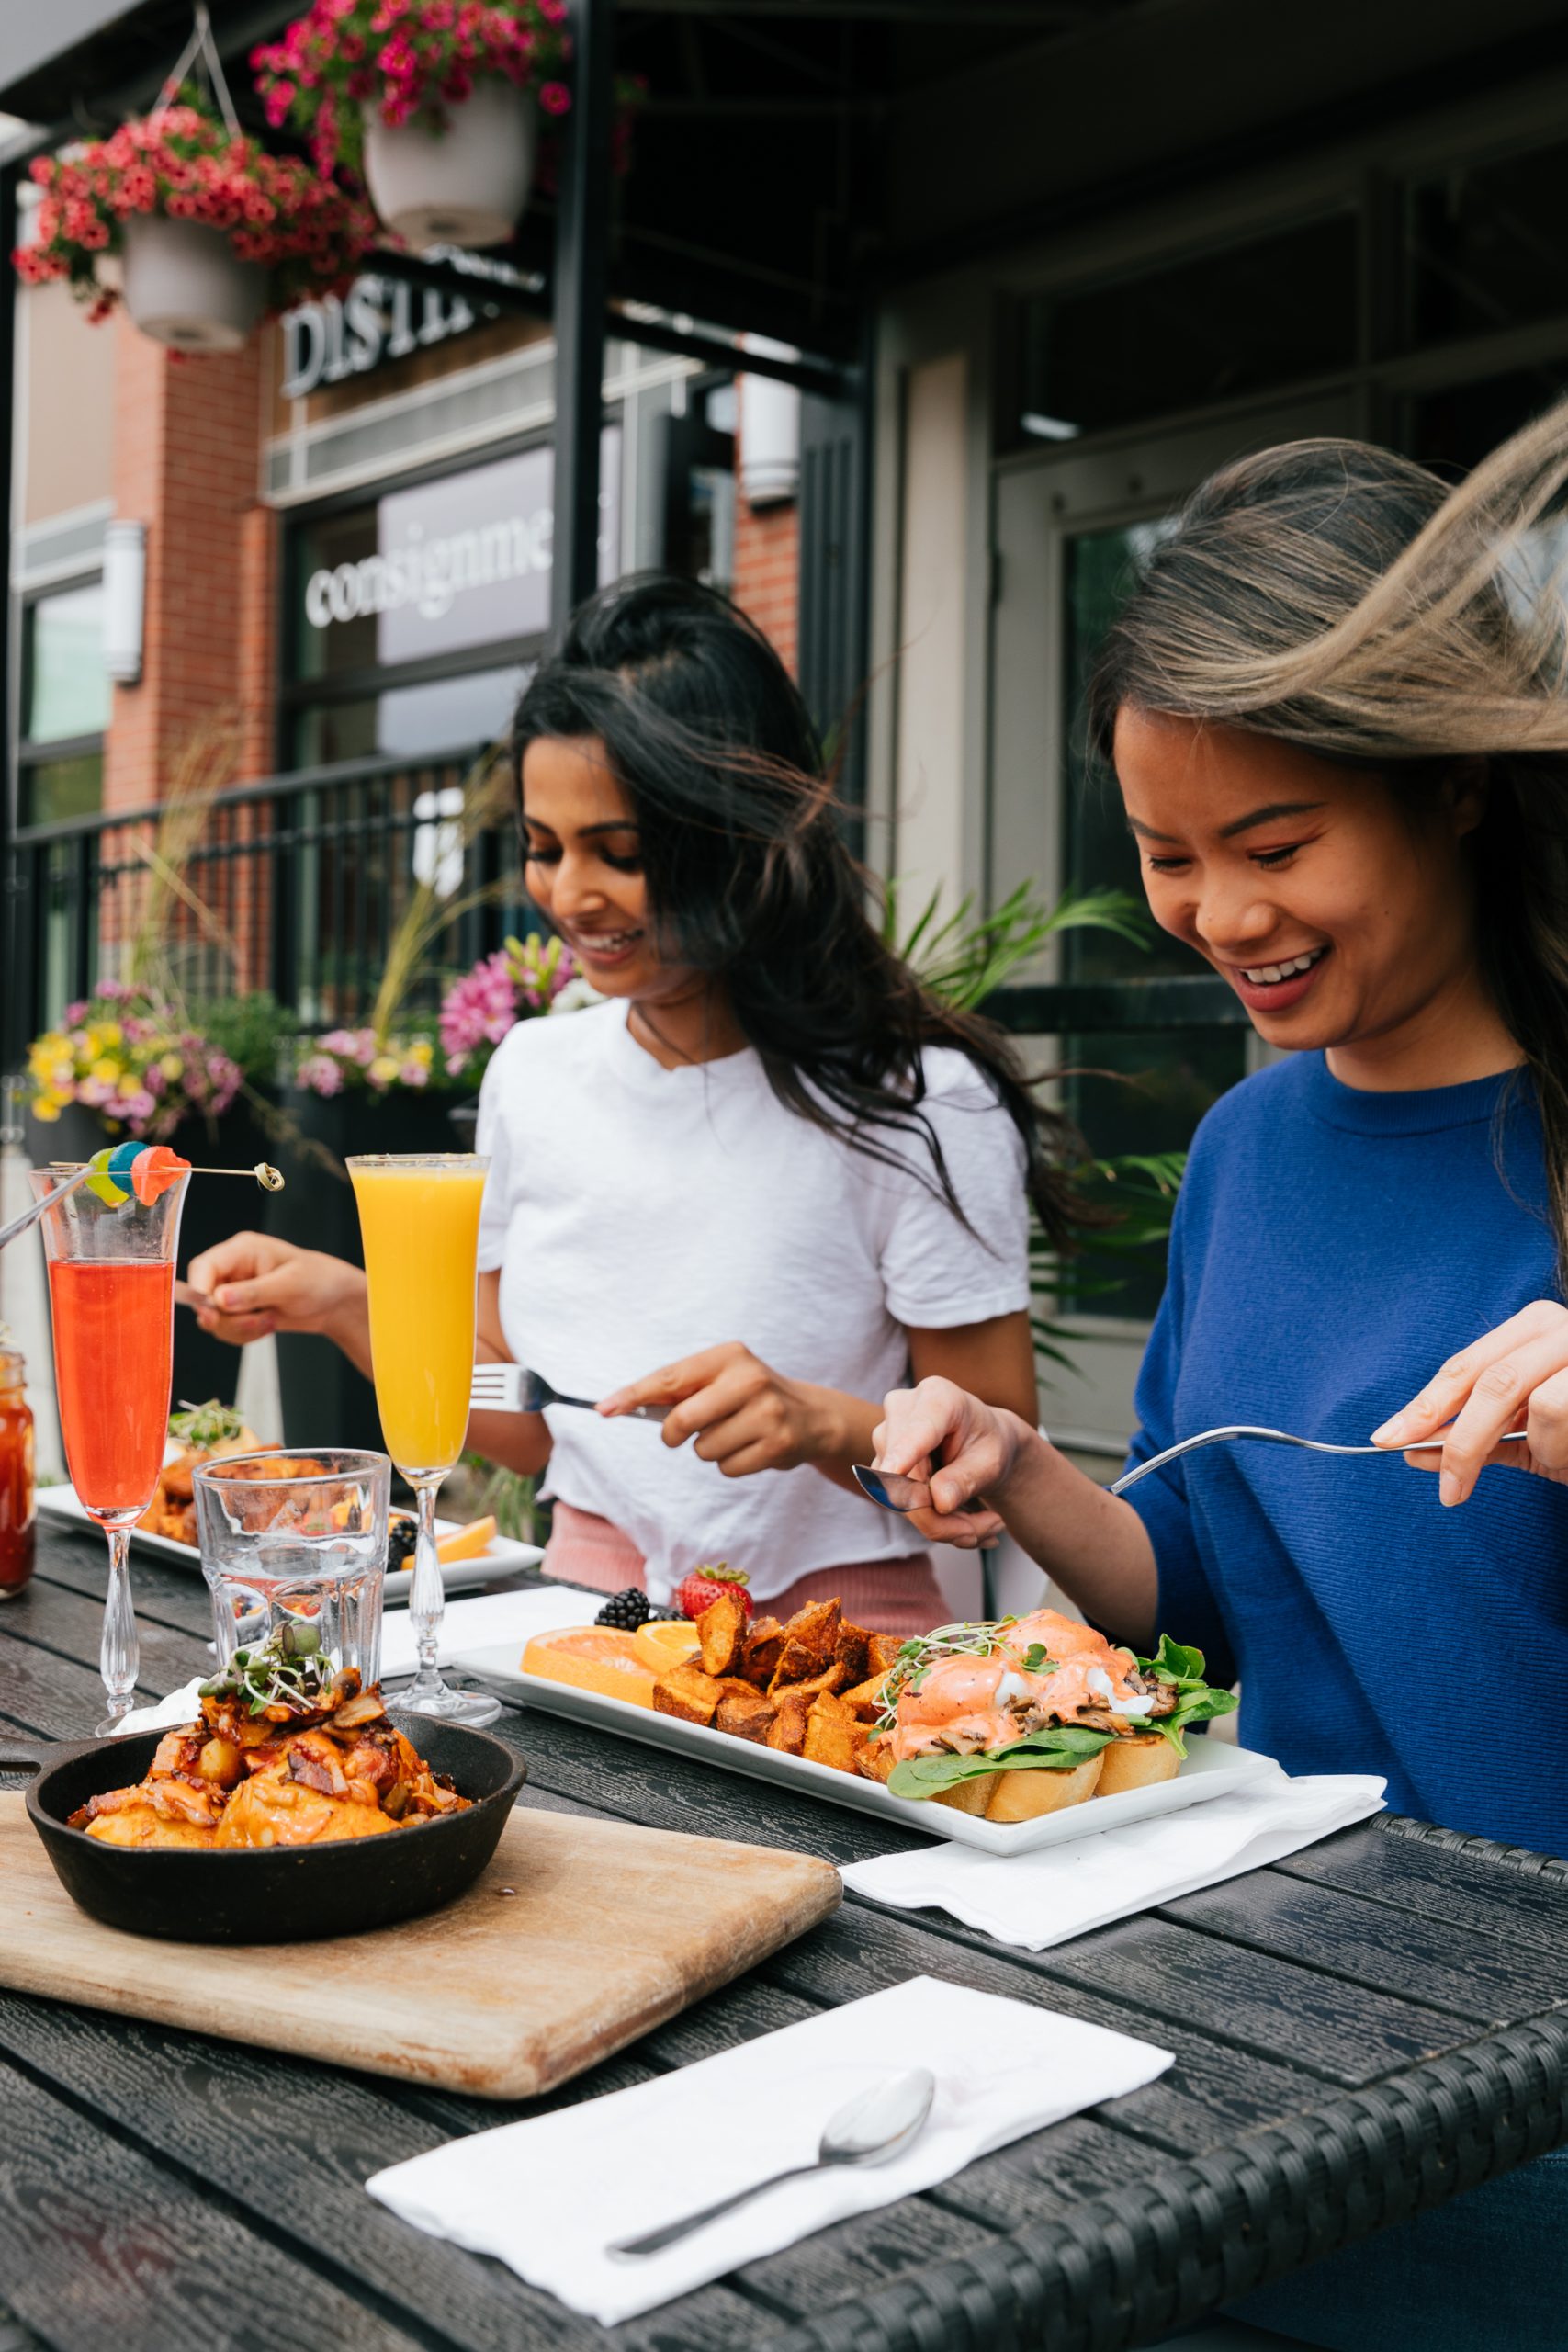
<box><xmin>120</xmin><ymin>213</ymin><xmax>265</xmax><ymax>354</ymax></box>
<box><xmin>363</xmin><ymin>81</ymin><xmax>537</xmax><ymax>252</ymax></box>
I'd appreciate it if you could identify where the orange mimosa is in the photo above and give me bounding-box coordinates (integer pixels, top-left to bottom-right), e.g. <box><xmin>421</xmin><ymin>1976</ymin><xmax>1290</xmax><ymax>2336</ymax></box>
<box><xmin>349</xmin><ymin>1159</ymin><xmax>487</xmax><ymax>1476</ymax></box>
<box><xmin>347</xmin><ymin>1152</ymin><xmax>497</xmax><ymax>1725</ymax></box>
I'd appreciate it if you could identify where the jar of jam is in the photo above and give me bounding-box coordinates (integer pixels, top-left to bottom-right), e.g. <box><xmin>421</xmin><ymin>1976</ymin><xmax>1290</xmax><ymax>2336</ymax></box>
<box><xmin>0</xmin><ymin>1331</ymin><xmax>36</xmax><ymax>1597</ymax></box>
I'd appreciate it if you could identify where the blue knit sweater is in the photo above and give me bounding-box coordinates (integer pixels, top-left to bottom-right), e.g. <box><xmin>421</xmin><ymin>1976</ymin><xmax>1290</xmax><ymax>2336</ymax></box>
<box><xmin>1122</xmin><ymin>1051</ymin><xmax>1568</xmax><ymax>1855</ymax></box>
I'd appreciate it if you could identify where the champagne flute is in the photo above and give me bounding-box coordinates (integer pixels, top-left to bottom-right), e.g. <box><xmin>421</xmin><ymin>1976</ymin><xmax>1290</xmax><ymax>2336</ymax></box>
<box><xmin>347</xmin><ymin>1151</ymin><xmax>499</xmax><ymax>1725</ymax></box>
<box><xmin>30</xmin><ymin>1163</ymin><xmax>190</xmax><ymax>1734</ymax></box>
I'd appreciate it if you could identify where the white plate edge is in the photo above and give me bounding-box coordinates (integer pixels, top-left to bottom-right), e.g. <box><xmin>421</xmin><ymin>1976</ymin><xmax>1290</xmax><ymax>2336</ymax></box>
<box><xmin>451</xmin><ymin>1637</ymin><xmax>1278</xmax><ymax>1856</ymax></box>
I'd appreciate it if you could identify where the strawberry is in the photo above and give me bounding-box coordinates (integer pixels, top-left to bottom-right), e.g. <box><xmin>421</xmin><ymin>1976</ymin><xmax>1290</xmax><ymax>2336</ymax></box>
<box><xmin>674</xmin><ymin>1563</ymin><xmax>752</xmax><ymax>1623</ymax></box>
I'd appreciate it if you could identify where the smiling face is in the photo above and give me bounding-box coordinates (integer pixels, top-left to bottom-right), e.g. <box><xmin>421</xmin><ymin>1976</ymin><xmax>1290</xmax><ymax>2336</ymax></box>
<box><xmin>1112</xmin><ymin>708</ymin><xmax>1498</xmax><ymax>1073</ymax></box>
<box><xmin>519</xmin><ymin>732</ymin><xmax>699</xmax><ymax>1007</ymax></box>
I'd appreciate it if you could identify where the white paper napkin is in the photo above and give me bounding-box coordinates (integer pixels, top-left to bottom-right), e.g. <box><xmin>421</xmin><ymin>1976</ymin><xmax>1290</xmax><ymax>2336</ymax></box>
<box><xmin>112</xmin><ymin>1582</ymin><xmax>593</xmax><ymax>1736</ymax></box>
<box><xmin>366</xmin><ymin>1974</ymin><xmax>1173</xmax><ymax>2324</ymax></box>
<box><xmin>840</xmin><ymin>1772</ymin><xmax>1386</xmax><ymax>1951</ymax></box>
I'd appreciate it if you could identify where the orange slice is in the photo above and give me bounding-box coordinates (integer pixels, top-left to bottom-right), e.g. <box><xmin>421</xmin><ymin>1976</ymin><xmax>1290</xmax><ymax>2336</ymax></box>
<box><xmin>523</xmin><ymin>1626</ymin><xmax>656</xmax><ymax>1709</ymax></box>
<box><xmin>435</xmin><ymin>1514</ymin><xmax>496</xmax><ymax>1564</ymax></box>
<box><xmin>633</xmin><ymin>1618</ymin><xmax>701</xmax><ymax>1675</ymax></box>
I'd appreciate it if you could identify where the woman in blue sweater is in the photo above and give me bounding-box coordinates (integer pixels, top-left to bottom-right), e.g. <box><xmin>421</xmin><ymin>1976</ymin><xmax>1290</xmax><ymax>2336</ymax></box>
<box><xmin>874</xmin><ymin>409</ymin><xmax>1568</xmax><ymax>2344</ymax></box>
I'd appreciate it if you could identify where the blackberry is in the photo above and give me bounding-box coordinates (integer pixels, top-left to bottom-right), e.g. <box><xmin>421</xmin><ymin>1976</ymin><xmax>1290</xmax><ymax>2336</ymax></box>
<box><xmin>595</xmin><ymin>1587</ymin><xmax>652</xmax><ymax>1630</ymax></box>
<box><xmin>387</xmin><ymin>1517</ymin><xmax>418</xmax><ymax>1570</ymax></box>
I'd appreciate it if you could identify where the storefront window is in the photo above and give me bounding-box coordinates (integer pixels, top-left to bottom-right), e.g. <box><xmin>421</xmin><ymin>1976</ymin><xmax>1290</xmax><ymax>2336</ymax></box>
<box><xmin>1406</xmin><ymin>141</ymin><xmax>1568</xmax><ymax>347</ymax></box>
<box><xmin>19</xmin><ymin>580</ymin><xmax>108</xmax><ymax>826</ymax></box>
<box><xmin>1057</xmin><ymin>522</ymin><xmax>1247</xmax><ymax>1322</ymax></box>
<box><xmin>1014</xmin><ymin>214</ymin><xmax>1359</xmax><ymax>445</ymax></box>
<box><xmin>286</xmin><ymin>431</ymin><xmax>619</xmax><ymax>766</ymax></box>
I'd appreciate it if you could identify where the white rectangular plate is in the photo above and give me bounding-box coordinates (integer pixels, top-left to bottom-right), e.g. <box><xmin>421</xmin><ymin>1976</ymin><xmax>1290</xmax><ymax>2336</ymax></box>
<box><xmin>35</xmin><ymin>1482</ymin><xmax>542</xmax><ymax>1603</ymax></box>
<box><xmin>453</xmin><ymin>1634</ymin><xmax>1280</xmax><ymax>1855</ymax></box>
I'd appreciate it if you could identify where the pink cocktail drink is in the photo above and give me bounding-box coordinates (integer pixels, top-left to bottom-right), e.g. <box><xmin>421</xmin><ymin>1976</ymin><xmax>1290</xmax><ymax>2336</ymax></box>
<box><xmin>31</xmin><ymin>1160</ymin><xmax>189</xmax><ymax>1733</ymax></box>
<box><xmin>48</xmin><ymin>1260</ymin><xmax>175</xmax><ymax>1514</ymax></box>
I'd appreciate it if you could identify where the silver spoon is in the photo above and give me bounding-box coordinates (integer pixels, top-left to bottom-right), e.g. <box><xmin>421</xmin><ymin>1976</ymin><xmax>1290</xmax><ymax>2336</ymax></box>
<box><xmin>605</xmin><ymin>2067</ymin><xmax>936</xmax><ymax>2258</ymax></box>
<box><xmin>852</xmin><ymin>1422</ymin><xmax>1531</xmax><ymax>1515</ymax></box>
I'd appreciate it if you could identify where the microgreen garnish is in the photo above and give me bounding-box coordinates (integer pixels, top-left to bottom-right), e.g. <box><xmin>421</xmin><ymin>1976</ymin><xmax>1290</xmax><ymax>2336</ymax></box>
<box><xmin>198</xmin><ymin>1619</ymin><xmax>332</xmax><ymax>1716</ymax></box>
<box><xmin>874</xmin><ymin>1619</ymin><xmax>1017</xmax><ymax>1731</ymax></box>
<box><xmin>168</xmin><ymin>1397</ymin><xmax>246</xmax><ymax>1449</ymax></box>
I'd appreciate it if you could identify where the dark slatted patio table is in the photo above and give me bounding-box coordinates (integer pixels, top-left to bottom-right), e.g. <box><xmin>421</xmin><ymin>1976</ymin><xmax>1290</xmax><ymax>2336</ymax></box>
<box><xmin>4</xmin><ymin>1520</ymin><xmax>1568</xmax><ymax>2352</ymax></box>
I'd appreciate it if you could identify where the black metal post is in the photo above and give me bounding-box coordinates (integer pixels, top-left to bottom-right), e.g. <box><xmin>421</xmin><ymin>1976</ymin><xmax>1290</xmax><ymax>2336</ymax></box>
<box><xmin>0</xmin><ymin>155</ymin><xmax>20</xmax><ymax>1088</ymax></box>
<box><xmin>551</xmin><ymin>0</ymin><xmax>616</xmax><ymax>636</ymax></box>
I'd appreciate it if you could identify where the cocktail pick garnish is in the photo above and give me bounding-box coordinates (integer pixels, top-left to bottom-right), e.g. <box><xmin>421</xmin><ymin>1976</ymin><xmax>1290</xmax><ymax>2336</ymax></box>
<box><xmin>0</xmin><ymin>1154</ymin><xmax>284</xmax><ymax>1256</ymax></box>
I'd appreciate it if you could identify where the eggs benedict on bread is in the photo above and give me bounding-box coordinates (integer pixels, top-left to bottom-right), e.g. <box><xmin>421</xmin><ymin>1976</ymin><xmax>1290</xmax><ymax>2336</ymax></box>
<box><xmin>873</xmin><ymin>1609</ymin><xmax>1235</xmax><ymax>1820</ymax></box>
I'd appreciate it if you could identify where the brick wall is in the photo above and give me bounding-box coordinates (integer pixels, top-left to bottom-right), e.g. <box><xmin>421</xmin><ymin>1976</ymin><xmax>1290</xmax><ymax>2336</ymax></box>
<box><xmin>105</xmin><ymin>318</ymin><xmax>273</xmax><ymax>811</ymax></box>
<box><xmin>729</xmin><ymin>381</ymin><xmax>799</xmax><ymax>675</ymax></box>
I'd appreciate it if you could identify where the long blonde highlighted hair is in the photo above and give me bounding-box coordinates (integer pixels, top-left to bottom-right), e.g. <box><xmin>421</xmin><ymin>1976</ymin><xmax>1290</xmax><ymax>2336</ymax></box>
<box><xmin>1087</xmin><ymin>402</ymin><xmax>1568</xmax><ymax>1285</ymax></box>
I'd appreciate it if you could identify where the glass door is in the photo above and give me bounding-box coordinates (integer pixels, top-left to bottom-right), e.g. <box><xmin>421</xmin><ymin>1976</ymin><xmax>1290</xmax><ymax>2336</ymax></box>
<box><xmin>988</xmin><ymin>394</ymin><xmax>1358</xmax><ymax>1425</ymax></box>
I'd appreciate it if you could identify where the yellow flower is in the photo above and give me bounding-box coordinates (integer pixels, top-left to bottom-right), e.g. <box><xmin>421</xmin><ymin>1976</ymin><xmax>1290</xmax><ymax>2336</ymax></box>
<box><xmin>31</xmin><ymin>1094</ymin><xmax>61</xmax><ymax>1123</ymax></box>
<box><xmin>90</xmin><ymin>1057</ymin><xmax>123</xmax><ymax>1085</ymax></box>
<box><xmin>368</xmin><ymin>1056</ymin><xmax>401</xmax><ymax>1088</ymax></box>
<box><xmin>50</xmin><ymin>1060</ymin><xmax>76</xmax><ymax>1090</ymax></box>
<box><xmin>160</xmin><ymin>1053</ymin><xmax>184</xmax><ymax>1080</ymax></box>
<box><xmin>408</xmin><ymin>1039</ymin><xmax>434</xmax><ymax>1067</ymax></box>
<box><xmin>96</xmin><ymin>1021</ymin><xmax>122</xmax><ymax>1048</ymax></box>
<box><xmin>28</xmin><ymin>1032</ymin><xmax>66</xmax><ymax>1074</ymax></box>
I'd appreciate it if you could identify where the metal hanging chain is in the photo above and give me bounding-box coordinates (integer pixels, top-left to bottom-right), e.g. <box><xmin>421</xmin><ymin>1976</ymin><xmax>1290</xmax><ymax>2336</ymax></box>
<box><xmin>150</xmin><ymin>3</ymin><xmax>242</xmax><ymax>138</ymax></box>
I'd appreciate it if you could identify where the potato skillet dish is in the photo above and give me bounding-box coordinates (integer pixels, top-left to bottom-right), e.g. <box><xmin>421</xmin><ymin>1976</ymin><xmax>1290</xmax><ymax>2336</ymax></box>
<box><xmin>72</xmin><ymin>1625</ymin><xmax>470</xmax><ymax>1850</ymax></box>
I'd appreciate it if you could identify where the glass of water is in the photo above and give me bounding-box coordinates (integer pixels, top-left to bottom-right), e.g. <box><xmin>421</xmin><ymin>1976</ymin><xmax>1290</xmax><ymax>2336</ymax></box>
<box><xmin>193</xmin><ymin>1449</ymin><xmax>390</xmax><ymax>1689</ymax></box>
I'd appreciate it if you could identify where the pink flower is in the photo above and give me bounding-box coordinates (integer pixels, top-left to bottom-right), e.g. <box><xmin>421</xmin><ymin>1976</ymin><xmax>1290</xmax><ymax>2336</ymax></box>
<box><xmin>539</xmin><ymin>80</ymin><xmax>570</xmax><ymax>115</ymax></box>
<box><xmin>297</xmin><ymin>1054</ymin><xmax>344</xmax><ymax>1097</ymax></box>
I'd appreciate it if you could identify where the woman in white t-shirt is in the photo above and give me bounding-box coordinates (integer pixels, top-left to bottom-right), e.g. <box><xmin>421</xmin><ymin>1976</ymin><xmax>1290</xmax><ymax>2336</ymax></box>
<box><xmin>188</xmin><ymin>577</ymin><xmax>1078</xmax><ymax>1629</ymax></box>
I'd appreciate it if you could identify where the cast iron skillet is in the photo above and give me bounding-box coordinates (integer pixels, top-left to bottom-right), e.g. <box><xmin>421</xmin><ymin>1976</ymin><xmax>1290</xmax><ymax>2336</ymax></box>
<box><xmin>0</xmin><ymin>1712</ymin><xmax>527</xmax><ymax>1944</ymax></box>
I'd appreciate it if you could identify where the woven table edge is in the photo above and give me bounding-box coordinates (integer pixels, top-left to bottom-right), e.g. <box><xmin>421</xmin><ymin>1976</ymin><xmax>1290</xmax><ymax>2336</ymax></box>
<box><xmin>1373</xmin><ymin>1810</ymin><xmax>1568</xmax><ymax>1881</ymax></box>
<box><xmin>761</xmin><ymin>2013</ymin><xmax>1568</xmax><ymax>2352</ymax></box>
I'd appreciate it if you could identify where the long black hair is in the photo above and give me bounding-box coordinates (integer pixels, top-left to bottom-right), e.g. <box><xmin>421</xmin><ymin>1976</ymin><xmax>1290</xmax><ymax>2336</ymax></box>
<box><xmin>1085</xmin><ymin>417</ymin><xmax>1568</xmax><ymax>1285</ymax></box>
<box><xmin>513</xmin><ymin>572</ymin><xmax>1084</xmax><ymax>1248</ymax></box>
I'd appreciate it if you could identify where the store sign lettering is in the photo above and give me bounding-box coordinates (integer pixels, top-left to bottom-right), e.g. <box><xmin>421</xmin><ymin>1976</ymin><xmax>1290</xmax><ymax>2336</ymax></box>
<box><xmin>280</xmin><ymin>273</ymin><xmax>477</xmax><ymax>401</ymax></box>
<box><xmin>303</xmin><ymin>510</ymin><xmax>555</xmax><ymax>628</ymax></box>
<box><xmin>300</xmin><ymin>434</ymin><xmax>620</xmax><ymax>663</ymax></box>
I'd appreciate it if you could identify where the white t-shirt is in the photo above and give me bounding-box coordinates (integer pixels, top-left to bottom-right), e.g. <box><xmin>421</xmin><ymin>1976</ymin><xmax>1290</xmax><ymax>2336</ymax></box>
<box><xmin>475</xmin><ymin>1001</ymin><xmax>1030</xmax><ymax>1601</ymax></box>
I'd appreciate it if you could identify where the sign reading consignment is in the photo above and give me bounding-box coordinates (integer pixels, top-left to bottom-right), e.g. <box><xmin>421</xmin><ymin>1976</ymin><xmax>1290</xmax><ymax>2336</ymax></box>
<box><xmin>300</xmin><ymin>432</ymin><xmax>621</xmax><ymax>661</ymax></box>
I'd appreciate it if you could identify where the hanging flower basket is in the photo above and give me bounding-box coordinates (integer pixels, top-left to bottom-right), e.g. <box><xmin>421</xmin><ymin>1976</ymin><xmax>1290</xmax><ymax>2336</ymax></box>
<box><xmin>14</xmin><ymin>103</ymin><xmax>377</xmax><ymax>349</ymax></box>
<box><xmin>363</xmin><ymin>77</ymin><xmax>539</xmax><ymax>252</ymax></box>
<box><xmin>254</xmin><ymin>1</ymin><xmax>644</xmax><ymax>253</ymax></box>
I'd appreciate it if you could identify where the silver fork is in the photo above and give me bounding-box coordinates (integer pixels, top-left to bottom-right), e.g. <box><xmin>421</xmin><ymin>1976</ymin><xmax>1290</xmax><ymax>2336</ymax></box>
<box><xmin>468</xmin><ymin>1363</ymin><xmax>669</xmax><ymax>1423</ymax></box>
<box><xmin>852</xmin><ymin>1421</ymin><xmax>1529</xmax><ymax>1515</ymax></box>
<box><xmin>1110</xmin><ymin>1422</ymin><xmax>1528</xmax><ymax>1493</ymax></box>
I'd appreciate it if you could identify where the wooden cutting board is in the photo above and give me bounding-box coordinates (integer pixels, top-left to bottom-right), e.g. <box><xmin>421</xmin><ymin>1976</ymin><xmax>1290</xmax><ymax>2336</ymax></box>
<box><xmin>0</xmin><ymin>1793</ymin><xmax>840</xmax><ymax>2099</ymax></box>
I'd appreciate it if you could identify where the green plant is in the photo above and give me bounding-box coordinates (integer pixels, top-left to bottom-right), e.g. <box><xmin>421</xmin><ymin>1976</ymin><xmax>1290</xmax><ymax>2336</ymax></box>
<box><xmin>457</xmin><ymin>1455</ymin><xmax>540</xmax><ymax>1544</ymax></box>
<box><xmin>1029</xmin><ymin>1151</ymin><xmax>1184</xmax><ymax>1369</ymax></box>
<box><xmin>196</xmin><ymin>993</ymin><xmax>291</xmax><ymax>1087</ymax></box>
<box><xmin>886</xmin><ymin>877</ymin><xmax>1149</xmax><ymax>1010</ymax></box>
<box><xmin>891</xmin><ymin>878</ymin><xmax>1184</xmax><ymax>1366</ymax></box>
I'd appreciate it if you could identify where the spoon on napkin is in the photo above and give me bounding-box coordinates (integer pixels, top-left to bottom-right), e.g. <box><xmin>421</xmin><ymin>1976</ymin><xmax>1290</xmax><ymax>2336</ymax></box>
<box><xmin>606</xmin><ymin>2067</ymin><xmax>936</xmax><ymax>2257</ymax></box>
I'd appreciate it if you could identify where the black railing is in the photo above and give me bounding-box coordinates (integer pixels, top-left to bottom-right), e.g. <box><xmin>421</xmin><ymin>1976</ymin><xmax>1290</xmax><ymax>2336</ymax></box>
<box><xmin>10</xmin><ymin>741</ymin><xmax>1252</xmax><ymax>1056</ymax></box>
<box><xmin>10</xmin><ymin>744</ymin><xmax>531</xmax><ymax>1047</ymax></box>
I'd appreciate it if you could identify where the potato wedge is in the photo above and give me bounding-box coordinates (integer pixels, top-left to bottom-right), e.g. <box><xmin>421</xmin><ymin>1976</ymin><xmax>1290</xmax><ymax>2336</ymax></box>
<box><xmin>803</xmin><ymin>1694</ymin><xmax>863</xmax><ymax>1774</ymax></box>
<box><xmin>855</xmin><ymin>1736</ymin><xmax>897</xmax><ymax>1783</ymax></box>
<box><xmin>866</xmin><ymin>1633</ymin><xmax>904</xmax><ymax>1677</ymax></box>
<box><xmin>696</xmin><ymin>1590</ymin><xmax>748</xmax><ymax>1679</ymax></box>
<box><xmin>840</xmin><ymin>1674</ymin><xmax>890</xmax><ymax>1724</ymax></box>
<box><xmin>651</xmin><ymin>1662</ymin><xmax>725</xmax><ymax>1726</ymax></box>
<box><xmin>765</xmin><ymin>1688</ymin><xmax>813</xmax><ymax>1755</ymax></box>
<box><xmin>833</xmin><ymin>1620</ymin><xmax>871</xmax><ymax>1683</ymax></box>
<box><xmin>739</xmin><ymin>1615</ymin><xmax>784</xmax><ymax>1688</ymax></box>
<box><xmin>774</xmin><ymin>1598</ymin><xmax>840</xmax><ymax>1681</ymax></box>
<box><xmin>716</xmin><ymin>1688</ymin><xmax>777</xmax><ymax>1745</ymax></box>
